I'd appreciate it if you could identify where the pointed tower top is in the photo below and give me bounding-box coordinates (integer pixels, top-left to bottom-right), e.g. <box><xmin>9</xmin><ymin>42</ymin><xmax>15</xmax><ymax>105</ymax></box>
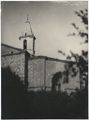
<box><xmin>25</xmin><ymin>14</ymin><xmax>33</xmax><ymax>35</ymax></box>
<box><xmin>19</xmin><ymin>16</ymin><xmax>36</xmax><ymax>55</ymax></box>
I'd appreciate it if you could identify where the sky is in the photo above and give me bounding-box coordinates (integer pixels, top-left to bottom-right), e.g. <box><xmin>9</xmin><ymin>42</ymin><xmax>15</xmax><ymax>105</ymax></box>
<box><xmin>1</xmin><ymin>1</ymin><xmax>88</xmax><ymax>60</ymax></box>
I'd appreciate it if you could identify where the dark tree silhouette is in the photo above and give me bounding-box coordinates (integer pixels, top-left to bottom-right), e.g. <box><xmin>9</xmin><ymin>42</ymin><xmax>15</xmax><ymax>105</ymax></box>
<box><xmin>52</xmin><ymin>72</ymin><xmax>62</xmax><ymax>92</ymax></box>
<box><xmin>56</xmin><ymin>9</ymin><xmax>88</xmax><ymax>119</ymax></box>
<box><xmin>2</xmin><ymin>66</ymin><xmax>88</xmax><ymax>119</ymax></box>
<box><xmin>66</xmin><ymin>9</ymin><xmax>88</xmax><ymax>118</ymax></box>
<box><xmin>58</xmin><ymin>9</ymin><xmax>88</xmax><ymax>90</ymax></box>
<box><xmin>1</xmin><ymin>67</ymin><xmax>28</xmax><ymax>119</ymax></box>
<box><xmin>69</xmin><ymin>9</ymin><xmax>88</xmax><ymax>89</ymax></box>
<box><xmin>69</xmin><ymin>9</ymin><xmax>88</xmax><ymax>43</ymax></box>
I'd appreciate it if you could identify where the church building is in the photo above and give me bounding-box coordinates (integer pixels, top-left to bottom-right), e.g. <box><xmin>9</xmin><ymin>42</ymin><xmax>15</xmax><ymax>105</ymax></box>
<box><xmin>1</xmin><ymin>17</ymin><xmax>80</xmax><ymax>94</ymax></box>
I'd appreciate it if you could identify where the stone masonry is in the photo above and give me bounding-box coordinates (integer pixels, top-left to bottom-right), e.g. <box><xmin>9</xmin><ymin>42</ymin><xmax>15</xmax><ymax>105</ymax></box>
<box><xmin>1</xmin><ymin>43</ymin><xmax>80</xmax><ymax>94</ymax></box>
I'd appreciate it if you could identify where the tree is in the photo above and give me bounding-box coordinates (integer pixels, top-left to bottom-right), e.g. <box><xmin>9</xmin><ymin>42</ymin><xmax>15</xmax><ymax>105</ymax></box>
<box><xmin>57</xmin><ymin>9</ymin><xmax>88</xmax><ymax>118</ymax></box>
<box><xmin>2</xmin><ymin>67</ymin><xmax>28</xmax><ymax>118</ymax></box>
<box><xmin>72</xmin><ymin>9</ymin><xmax>88</xmax><ymax>43</ymax></box>
<box><xmin>70</xmin><ymin>9</ymin><xmax>88</xmax><ymax>89</ymax></box>
<box><xmin>58</xmin><ymin>9</ymin><xmax>88</xmax><ymax>90</ymax></box>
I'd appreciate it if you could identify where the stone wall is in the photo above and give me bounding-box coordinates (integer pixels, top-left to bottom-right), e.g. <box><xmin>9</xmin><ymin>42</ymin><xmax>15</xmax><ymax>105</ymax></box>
<box><xmin>60</xmin><ymin>64</ymin><xmax>80</xmax><ymax>94</ymax></box>
<box><xmin>28</xmin><ymin>58</ymin><xmax>45</xmax><ymax>91</ymax></box>
<box><xmin>1</xmin><ymin>44</ymin><xmax>80</xmax><ymax>94</ymax></box>
<box><xmin>28</xmin><ymin>57</ymin><xmax>67</xmax><ymax>91</ymax></box>
<box><xmin>1</xmin><ymin>44</ymin><xmax>22</xmax><ymax>56</ymax></box>
<box><xmin>45</xmin><ymin>59</ymin><xmax>66</xmax><ymax>90</ymax></box>
<box><xmin>1</xmin><ymin>52</ymin><xmax>25</xmax><ymax>82</ymax></box>
<box><xmin>45</xmin><ymin>59</ymin><xmax>80</xmax><ymax>93</ymax></box>
<box><xmin>27</xmin><ymin>57</ymin><xmax>80</xmax><ymax>93</ymax></box>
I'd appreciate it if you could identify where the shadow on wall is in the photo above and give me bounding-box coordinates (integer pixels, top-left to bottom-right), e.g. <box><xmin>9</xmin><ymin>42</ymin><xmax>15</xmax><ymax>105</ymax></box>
<box><xmin>1</xmin><ymin>67</ymin><xmax>88</xmax><ymax>119</ymax></box>
<box><xmin>52</xmin><ymin>71</ymin><xmax>62</xmax><ymax>92</ymax></box>
<box><xmin>51</xmin><ymin>62</ymin><xmax>79</xmax><ymax>93</ymax></box>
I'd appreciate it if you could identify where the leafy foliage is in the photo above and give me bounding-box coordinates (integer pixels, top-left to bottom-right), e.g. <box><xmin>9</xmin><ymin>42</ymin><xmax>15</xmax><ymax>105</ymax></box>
<box><xmin>71</xmin><ymin>9</ymin><xmax>88</xmax><ymax>43</ymax></box>
<box><xmin>59</xmin><ymin>9</ymin><xmax>88</xmax><ymax>89</ymax></box>
<box><xmin>70</xmin><ymin>9</ymin><xmax>88</xmax><ymax>89</ymax></box>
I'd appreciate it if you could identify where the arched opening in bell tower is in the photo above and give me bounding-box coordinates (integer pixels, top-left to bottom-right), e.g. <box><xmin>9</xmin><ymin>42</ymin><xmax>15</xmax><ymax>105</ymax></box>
<box><xmin>23</xmin><ymin>39</ymin><xmax>27</xmax><ymax>50</ymax></box>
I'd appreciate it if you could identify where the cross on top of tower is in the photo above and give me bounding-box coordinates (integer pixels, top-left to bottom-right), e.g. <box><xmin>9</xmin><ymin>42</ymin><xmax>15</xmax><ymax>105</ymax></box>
<box><xmin>26</xmin><ymin>14</ymin><xmax>30</xmax><ymax>24</ymax></box>
<box><xmin>27</xmin><ymin>14</ymin><xmax>29</xmax><ymax>21</ymax></box>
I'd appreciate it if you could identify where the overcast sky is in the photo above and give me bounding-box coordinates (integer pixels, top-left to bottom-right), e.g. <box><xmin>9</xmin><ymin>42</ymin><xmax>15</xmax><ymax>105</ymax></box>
<box><xmin>1</xmin><ymin>1</ymin><xmax>88</xmax><ymax>60</ymax></box>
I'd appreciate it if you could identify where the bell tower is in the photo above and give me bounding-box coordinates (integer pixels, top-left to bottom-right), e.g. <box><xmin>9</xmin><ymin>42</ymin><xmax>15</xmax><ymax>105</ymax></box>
<box><xmin>19</xmin><ymin>15</ymin><xmax>36</xmax><ymax>56</ymax></box>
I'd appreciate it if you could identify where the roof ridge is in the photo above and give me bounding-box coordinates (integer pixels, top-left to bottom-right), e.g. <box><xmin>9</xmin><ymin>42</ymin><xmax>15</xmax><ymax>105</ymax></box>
<box><xmin>1</xmin><ymin>43</ymin><xmax>23</xmax><ymax>51</ymax></box>
<box><xmin>30</xmin><ymin>55</ymin><xmax>75</xmax><ymax>63</ymax></box>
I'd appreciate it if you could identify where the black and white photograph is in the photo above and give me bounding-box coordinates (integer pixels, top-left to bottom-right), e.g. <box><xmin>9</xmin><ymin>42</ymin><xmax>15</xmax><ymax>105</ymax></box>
<box><xmin>1</xmin><ymin>1</ymin><xmax>88</xmax><ymax>119</ymax></box>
